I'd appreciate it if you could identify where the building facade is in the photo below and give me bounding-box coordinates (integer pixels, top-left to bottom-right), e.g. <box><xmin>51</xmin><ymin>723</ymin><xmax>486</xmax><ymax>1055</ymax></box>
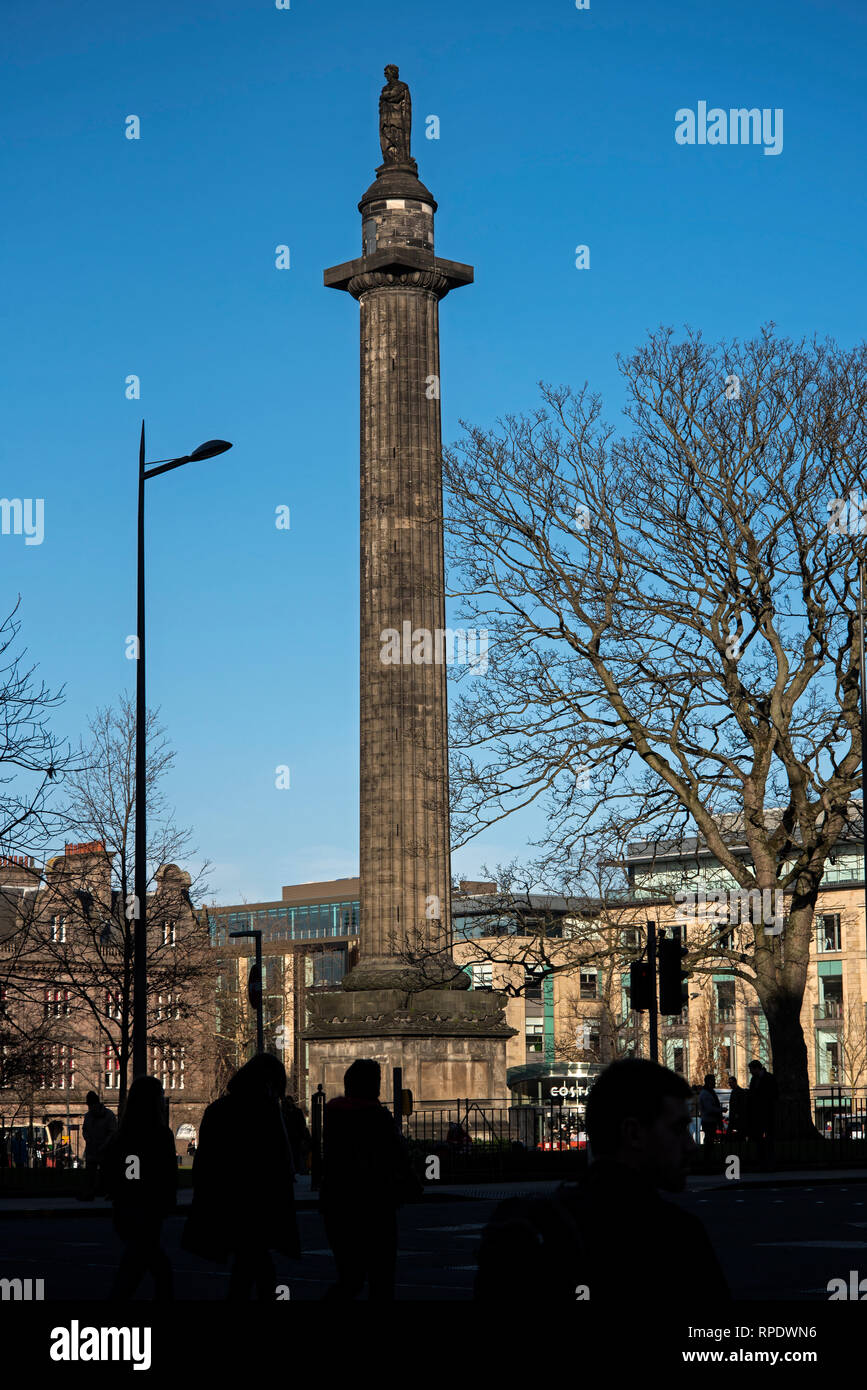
<box><xmin>0</xmin><ymin>844</ymin><xmax>212</xmax><ymax>1148</ymax></box>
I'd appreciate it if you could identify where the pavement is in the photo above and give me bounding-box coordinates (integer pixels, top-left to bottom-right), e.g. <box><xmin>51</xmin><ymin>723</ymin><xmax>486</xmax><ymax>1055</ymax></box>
<box><xmin>2</xmin><ymin>1167</ymin><xmax>866</xmax><ymax>1217</ymax></box>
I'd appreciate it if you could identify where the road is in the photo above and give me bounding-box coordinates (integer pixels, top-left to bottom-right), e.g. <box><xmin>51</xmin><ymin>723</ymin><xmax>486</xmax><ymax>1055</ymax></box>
<box><xmin>2</xmin><ymin>1181</ymin><xmax>865</xmax><ymax>1300</ymax></box>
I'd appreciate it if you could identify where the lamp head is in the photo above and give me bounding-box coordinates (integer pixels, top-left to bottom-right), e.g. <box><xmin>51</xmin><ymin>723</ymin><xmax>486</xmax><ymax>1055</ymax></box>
<box><xmin>188</xmin><ymin>439</ymin><xmax>233</xmax><ymax>462</ymax></box>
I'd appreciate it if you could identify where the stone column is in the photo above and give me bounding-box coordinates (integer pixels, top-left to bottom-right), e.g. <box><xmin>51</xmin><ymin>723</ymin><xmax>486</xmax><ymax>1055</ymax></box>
<box><xmin>325</xmin><ymin>148</ymin><xmax>472</xmax><ymax>988</ymax></box>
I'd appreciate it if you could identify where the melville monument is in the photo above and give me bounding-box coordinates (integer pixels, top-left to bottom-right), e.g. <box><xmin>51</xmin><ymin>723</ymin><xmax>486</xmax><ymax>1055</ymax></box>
<box><xmin>303</xmin><ymin>67</ymin><xmax>514</xmax><ymax>1104</ymax></box>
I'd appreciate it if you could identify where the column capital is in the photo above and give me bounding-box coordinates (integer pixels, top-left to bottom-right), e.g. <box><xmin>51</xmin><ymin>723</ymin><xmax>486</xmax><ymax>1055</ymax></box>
<box><xmin>324</xmin><ymin>247</ymin><xmax>473</xmax><ymax>299</ymax></box>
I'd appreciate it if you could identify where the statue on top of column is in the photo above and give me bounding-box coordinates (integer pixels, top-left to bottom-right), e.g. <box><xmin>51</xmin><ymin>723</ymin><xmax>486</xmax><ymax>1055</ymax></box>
<box><xmin>379</xmin><ymin>64</ymin><xmax>412</xmax><ymax>166</ymax></box>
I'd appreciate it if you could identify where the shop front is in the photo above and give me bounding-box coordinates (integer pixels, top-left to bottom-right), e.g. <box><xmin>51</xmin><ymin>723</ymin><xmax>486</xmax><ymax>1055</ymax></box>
<box><xmin>506</xmin><ymin>1061</ymin><xmax>605</xmax><ymax>1150</ymax></box>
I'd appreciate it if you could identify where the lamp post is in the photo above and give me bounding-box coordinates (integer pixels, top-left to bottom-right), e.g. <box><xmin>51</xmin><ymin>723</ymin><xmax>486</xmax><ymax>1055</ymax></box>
<box><xmin>132</xmin><ymin>423</ymin><xmax>233</xmax><ymax>1081</ymax></box>
<box><xmin>229</xmin><ymin>929</ymin><xmax>264</xmax><ymax>1056</ymax></box>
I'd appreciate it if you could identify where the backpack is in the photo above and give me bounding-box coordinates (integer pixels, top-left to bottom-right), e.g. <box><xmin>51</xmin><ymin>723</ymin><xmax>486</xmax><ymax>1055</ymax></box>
<box><xmin>475</xmin><ymin>1185</ymin><xmax>588</xmax><ymax>1302</ymax></box>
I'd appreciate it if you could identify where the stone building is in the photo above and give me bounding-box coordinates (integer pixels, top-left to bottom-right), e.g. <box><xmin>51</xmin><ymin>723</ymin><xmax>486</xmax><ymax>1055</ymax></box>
<box><xmin>0</xmin><ymin>843</ymin><xmax>212</xmax><ymax>1148</ymax></box>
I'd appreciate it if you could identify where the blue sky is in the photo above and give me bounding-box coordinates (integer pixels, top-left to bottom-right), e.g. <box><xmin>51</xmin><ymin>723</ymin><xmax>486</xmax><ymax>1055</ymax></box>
<box><xmin>3</xmin><ymin>0</ymin><xmax>864</xmax><ymax>903</ymax></box>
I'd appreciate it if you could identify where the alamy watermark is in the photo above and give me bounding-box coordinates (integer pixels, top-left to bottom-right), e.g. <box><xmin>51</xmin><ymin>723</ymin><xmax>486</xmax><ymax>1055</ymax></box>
<box><xmin>674</xmin><ymin>887</ymin><xmax>784</xmax><ymax>936</ymax></box>
<box><xmin>380</xmin><ymin>623</ymin><xmax>488</xmax><ymax>673</ymax></box>
<box><xmin>675</xmin><ymin>103</ymin><xmax>783</xmax><ymax>156</ymax></box>
<box><xmin>0</xmin><ymin>498</ymin><xmax>44</xmax><ymax>545</ymax></box>
<box><xmin>827</xmin><ymin>490</ymin><xmax>867</xmax><ymax>535</ymax></box>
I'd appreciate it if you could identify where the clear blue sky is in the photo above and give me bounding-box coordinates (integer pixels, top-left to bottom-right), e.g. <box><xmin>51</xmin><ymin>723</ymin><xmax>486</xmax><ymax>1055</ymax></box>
<box><xmin>3</xmin><ymin>0</ymin><xmax>864</xmax><ymax>903</ymax></box>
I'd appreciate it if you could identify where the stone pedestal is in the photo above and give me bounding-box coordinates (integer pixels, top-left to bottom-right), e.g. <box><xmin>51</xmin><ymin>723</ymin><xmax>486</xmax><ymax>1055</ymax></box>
<box><xmin>304</xmin><ymin>988</ymin><xmax>515</xmax><ymax>1105</ymax></box>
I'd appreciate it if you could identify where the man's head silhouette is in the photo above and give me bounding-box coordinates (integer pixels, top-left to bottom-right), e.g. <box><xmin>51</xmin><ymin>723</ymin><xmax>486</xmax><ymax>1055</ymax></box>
<box><xmin>344</xmin><ymin>1058</ymin><xmax>381</xmax><ymax>1100</ymax></box>
<box><xmin>585</xmin><ymin>1059</ymin><xmax>696</xmax><ymax>1192</ymax></box>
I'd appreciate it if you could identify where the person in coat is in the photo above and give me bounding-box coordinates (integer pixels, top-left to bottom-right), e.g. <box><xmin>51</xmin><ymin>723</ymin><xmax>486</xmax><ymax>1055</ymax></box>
<box><xmin>281</xmin><ymin>1096</ymin><xmax>311</xmax><ymax>1177</ymax></box>
<box><xmin>747</xmin><ymin>1059</ymin><xmax>778</xmax><ymax>1166</ymax></box>
<box><xmin>476</xmin><ymin>1059</ymin><xmax>730</xmax><ymax>1303</ymax></box>
<box><xmin>81</xmin><ymin>1091</ymin><xmax>117</xmax><ymax>1198</ymax></box>
<box><xmin>698</xmin><ymin>1074</ymin><xmax>724</xmax><ymax>1159</ymax></box>
<box><xmin>184</xmin><ymin>1053</ymin><xmax>300</xmax><ymax>1299</ymax></box>
<box><xmin>103</xmin><ymin>1075</ymin><xmax>177</xmax><ymax>1300</ymax></box>
<box><xmin>726</xmin><ymin>1074</ymin><xmax>748</xmax><ymax>1140</ymax></box>
<box><xmin>319</xmin><ymin>1057</ymin><xmax>421</xmax><ymax>1300</ymax></box>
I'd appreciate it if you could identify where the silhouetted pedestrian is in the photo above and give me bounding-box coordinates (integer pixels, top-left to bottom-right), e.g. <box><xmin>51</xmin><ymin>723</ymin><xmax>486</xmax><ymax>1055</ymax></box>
<box><xmin>698</xmin><ymin>1073</ymin><xmax>723</xmax><ymax>1159</ymax></box>
<box><xmin>183</xmin><ymin>1053</ymin><xmax>300</xmax><ymax>1299</ymax></box>
<box><xmin>104</xmin><ymin>1075</ymin><xmax>177</xmax><ymax>1300</ymax></box>
<box><xmin>80</xmin><ymin>1091</ymin><xmax>116</xmax><ymax>1199</ymax></box>
<box><xmin>747</xmin><ymin>1058</ymin><xmax>777</xmax><ymax>1166</ymax></box>
<box><xmin>319</xmin><ymin>1058</ymin><xmax>421</xmax><ymax>1300</ymax></box>
<box><xmin>281</xmin><ymin>1096</ymin><xmax>311</xmax><ymax>1177</ymax></box>
<box><xmin>726</xmin><ymin>1074</ymin><xmax>747</xmax><ymax>1139</ymax></box>
<box><xmin>475</xmin><ymin>1059</ymin><xmax>730</xmax><ymax>1303</ymax></box>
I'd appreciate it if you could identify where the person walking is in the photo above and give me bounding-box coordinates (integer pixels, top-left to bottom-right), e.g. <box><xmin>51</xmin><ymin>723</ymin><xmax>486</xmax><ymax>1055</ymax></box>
<box><xmin>726</xmin><ymin>1074</ymin><xmax>748</xmax><ymax>1140</ymax></box>
<box><xmin>475</xmin><ymin>1059</ymin><xmax>730</xmax><ymax>1303</ymax></box>
<box><xmin>747</xmin><ymin>1058</ymin><xmax>778</xmax><ymax>1167</ymax></box>
<box><xmin>319</xmin><ymin>1058</ymin><xmax>421</xmax><ymax>1301</ymax></box>
<box><xmin>104</xmin><ymin>1075</ymin><xmax>177</xmax><ymax>1300</ymax></box>
<box><xmin>183</xmin><ymin>1053</ymin><xmax>300</xmax><ymax>1299</ymax></box>
<box><xmin>698</xmin><ymin>1074</ymin><xmax>724</xmax><ymax>1161</ymax></box>
<box><xmin>80</xmin><ymin>1091</ymin><xmax>117</xmax><ymax>1199</ymax></box>
<box><xmin>281</xmin><ymin>1096</ymin><xmax>311</xmax><ymax>1178</ymax></box>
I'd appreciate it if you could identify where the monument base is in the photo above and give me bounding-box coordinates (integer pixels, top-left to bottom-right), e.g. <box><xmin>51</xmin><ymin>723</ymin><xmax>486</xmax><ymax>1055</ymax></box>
<box><xmin>302</xmin><ymin>987</ymin><xmax>516</xmax><ymax>1106</ymax></box>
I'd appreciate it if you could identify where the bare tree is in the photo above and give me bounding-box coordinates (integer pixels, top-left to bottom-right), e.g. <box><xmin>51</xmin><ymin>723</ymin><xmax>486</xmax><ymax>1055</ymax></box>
<box><xmin>836</xmin><ymin>1001</ymin><xmax>867</xmax><ymax>1095</ymax></box>
<box><xmin>0</xmin><ymin>598</ymin><xmax>76</xmax><ymax>1105</ymax></box>
<box><xmin>442</xmin><ymin>326</ymin><xmax>867</xmax><ymax>1134</ymax></box>
<box><xmin>5</xmin><ymin>696</ymin><xmax>213</xmax><ymax>1112</ymax></box>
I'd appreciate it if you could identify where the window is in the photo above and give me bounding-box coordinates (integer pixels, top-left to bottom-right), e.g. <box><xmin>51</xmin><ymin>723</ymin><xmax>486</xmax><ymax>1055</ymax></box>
<box><xmin>312</xmin><ymin>951</ymin><xmax>346</xmax><ymax>988</ymax></box>
<box><xmin>817</xmin><ymin>1035</ymin><xmax>840</xmax><ymax>1085</ymax></box>
<box><xmin>49</xmin><ymin>915</ymin><xmax>67</xmax><ymax>943</ymax></box>
<box><xmin>470</xmin><ymin>963</ymin><xmax>493</xmax><ymax>991</ymax></box>
<box><xmin>715</xmin><ymin>978</ymin><xmax>736</xmax><ymax>1023</ymax></box>
<box><xmin>620</xmin><ymin>927</ymin><xmax>640</xmax><ymax>948</ymax></box>
<box><xmin>525</xmin><ymin>1021</ymin><xmax>544</xmax><ymax>1054</ymax></box>
<box><xmin>579</xmin><ymin>969</ymin><xmax>597</xmax><ymax>1001</ymax></box>
<box><xmin>818</xmin><ymin>961</ymin><xmax>843</xmax><ymax>1019</ymax></box>
<box><xmin>40</xmin><ymin>1043</ymin><xmax>74</xmax><ymax>1089</ymax></box>
<box><xmin>664</xmin><ymin>1037</ymin><xmax>687</xmax><ymax>1075</ymax></box>
<box><xmin>719</xmin><ymin>1037</ymin><xmax>732</xmax><ymax>1074</ymax></box>
<box><xmin>153</xmin><ymin>1045</ymin><xmax>185</xmax><ymax>1090</ymax></box>
<box><xmin>105</xmin><ymin>1045</ymin><xmax>121</xmax><ymax>1089</ymax></box>
<box><xmin>621</xmin><ymin>974</ymin><xmax>633</xmax><ymax>1020</ymax></box>
<box><xmin>156</xmin><ymin>992</ymin><xmax>180</xmax><ymax>1020</ymax></box>
<box><xmin>44</xmin><ymin>988</ymin><xmax>72</xmax><ymax>1018</ymax></box>
<box><xmin>162</xmin><ymin>921</ymin><xmax>177</xmax><ymax>948</ymax></box>
<box><xmin>816</xmin><ymin>914</ymin><xmax>842</xmax><ymax>953</ymax></box>
<box><xmin>523</xmin><ymin>966</ymin><xmax>545</xmax><ymax>1001</ymax></box>
<box><xmin>105</xmin><ymin>991</ymin><xmax>123</xmax><ymax>1020</ymax></box>
<box><xmin>819</xmin><ymin>976</ymin><xmax>843</xmax><ymax>1019</ymax></box>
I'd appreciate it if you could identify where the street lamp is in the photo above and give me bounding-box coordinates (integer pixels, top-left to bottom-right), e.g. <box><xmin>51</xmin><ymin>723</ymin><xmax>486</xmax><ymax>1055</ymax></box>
<box><xmin>133</xmin><ymin>422</ymin><xmax>232</xmax><ymax>1081</ymax></box>
<box><xmin>229</xmin><ymin>929</ymin><xmax>264</xmax><ymax>1056</ymax></box>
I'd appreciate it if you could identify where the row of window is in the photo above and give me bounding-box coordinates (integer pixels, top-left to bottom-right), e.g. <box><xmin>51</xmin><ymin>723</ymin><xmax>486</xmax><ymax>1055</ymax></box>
<box><xmin>42</xmin><ymin>990</ymin><xmax>181</xmax><ymax>1020</ymax></box>
<box><xmin>0</xmin><ymin>1043</ymin><xmax>187</xmax><ymax>1091</ymax></box>
<box><xmin>43</xmin><ymin>918</ymin><xmax>178</xmax><ymax>946</ymax></box>
<box><xmin>210</xmin><ymin>902</ymin><xmax>360</xmax><ymax>946</ymax></box>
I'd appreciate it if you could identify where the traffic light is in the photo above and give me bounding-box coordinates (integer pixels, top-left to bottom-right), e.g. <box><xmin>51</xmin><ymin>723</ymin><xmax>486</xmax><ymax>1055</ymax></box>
<box><xmin>630</xmin><ymin>960</ymin><xmax>653</xmax><ymax>1012</ymax></box>
<box><xmin>658</xmin><ymin>931</ymin><xmax>689</xmax><ymax>1015</ymax></box>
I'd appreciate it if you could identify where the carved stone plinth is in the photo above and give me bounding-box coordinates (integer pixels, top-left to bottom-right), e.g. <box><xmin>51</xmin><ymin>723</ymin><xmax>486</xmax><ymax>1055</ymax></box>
<box><xmin>303</xmin><ymin>988</ymin><xmax>516</xmax><ymax>1104</ymax></box>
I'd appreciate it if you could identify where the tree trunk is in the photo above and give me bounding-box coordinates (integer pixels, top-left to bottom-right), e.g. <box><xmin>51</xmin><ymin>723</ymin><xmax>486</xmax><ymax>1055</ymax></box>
<box><xmin>759</xmin><ymin>988</ymin><xmax>818</xmax><ymax>1139</ymax></box>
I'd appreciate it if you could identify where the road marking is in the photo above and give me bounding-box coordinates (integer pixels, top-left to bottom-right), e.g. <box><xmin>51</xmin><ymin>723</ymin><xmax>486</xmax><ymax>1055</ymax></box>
<box><xmin>755</xmin><ymin>1240</ymin><xmax>867</xmax><ymax>1248</ymax></box>
<box><xmin>419</xmin><ymin>1224</ymin><xmax>485</xmax><ymax>1232</ymax></box>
